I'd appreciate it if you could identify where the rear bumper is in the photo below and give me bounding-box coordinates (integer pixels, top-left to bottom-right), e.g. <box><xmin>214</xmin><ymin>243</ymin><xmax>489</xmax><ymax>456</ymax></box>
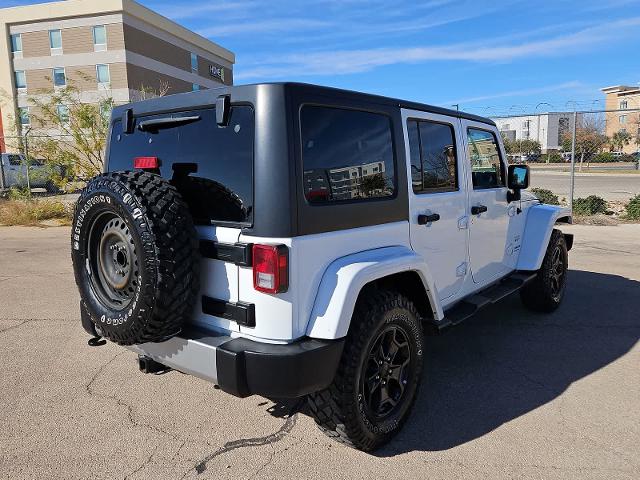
<box><xmin>122</xmin><ymin>326</ymin><xmax>344</xmax><ymax>398</ymax></box>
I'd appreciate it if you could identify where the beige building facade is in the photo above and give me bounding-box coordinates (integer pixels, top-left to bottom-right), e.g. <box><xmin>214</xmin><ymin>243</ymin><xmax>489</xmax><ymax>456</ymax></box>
<box><xmin>601</xmin><ymin>85</ymin><xmax>640</xmax><ymax>153</ymax></box>
<box><xmin>0</xmin><ymin>0</ymin><xmax>235</xmax><ymax>151</ymax></box>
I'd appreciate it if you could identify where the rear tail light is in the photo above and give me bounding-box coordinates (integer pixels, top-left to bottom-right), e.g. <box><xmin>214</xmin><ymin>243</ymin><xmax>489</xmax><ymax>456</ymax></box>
<box><xmin>252</xmin><ymin>244</ymin><xmax>288</xmax><ymax>294</ymax></box>
<box><xmin>134</xmin><ymin>156</ymin><xmax>159</xmax><ymax>169</ymax></box>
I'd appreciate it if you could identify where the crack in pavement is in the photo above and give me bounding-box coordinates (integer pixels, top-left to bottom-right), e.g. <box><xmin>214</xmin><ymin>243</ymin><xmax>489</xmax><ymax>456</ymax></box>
<box><xmin>0</xmin><ymin>320</ymin><xmax>29</xmax><ymax>335</ymax></box>
<box><xmin>573</xmin><ymin>243</ymin><xmax>637</xmax><ymax>256</ymax></box>
<box><xmin>84</xmin><ymin>351</ymin><xmax>183</xmax><ymax>462</ymax></box>
<box><xmin>124</xmin><ymin>443</ymin><xmax>160</xmax><ymax>480</ymax></box>
<box><xmin>181</xmin><ymin>407</ymin><xmax>300</xmax><ymax>479</ymax></box>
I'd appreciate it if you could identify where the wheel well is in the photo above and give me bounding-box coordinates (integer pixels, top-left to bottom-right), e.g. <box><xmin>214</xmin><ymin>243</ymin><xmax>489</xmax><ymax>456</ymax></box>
<box><xmin>361</xmin><ymin>271</ymin><xmax>435</xmax><ymax>322</ymax></box>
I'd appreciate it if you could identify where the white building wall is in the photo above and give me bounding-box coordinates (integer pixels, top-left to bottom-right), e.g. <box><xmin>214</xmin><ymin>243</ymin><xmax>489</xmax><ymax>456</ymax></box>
<box><xmin>492</xmin><ymin>113</ymin><xmax>580</xmax><ymax>153</ymax></box>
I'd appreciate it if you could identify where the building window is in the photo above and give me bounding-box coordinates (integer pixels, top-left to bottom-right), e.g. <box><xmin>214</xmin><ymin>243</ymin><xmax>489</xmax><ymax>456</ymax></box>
<box><xmin>56</xmin><ymin>105</ymin><xmax>70</xmax><ymax>124</ymax></box>
<box><xmin>92</xmin><ymin>25</ymin><xmax>107</xmax><ymax>51</ymax></box>
<box><xmin>190</xmin><ymin>53</ymin><xmax>198</xmax><ymax>73</ymax></box>
<box><xmin>620</xmin><ymin>100</ymin><xmax>628</xmax><ymax>110</ymax></box>
<box><xmin>14</xmin><ymin>70</ymin><xmax>27</xmax><ymax>90</ymax></box>
<box><xmin>407</xmin><ymin>119</ymin><xmax>458</xmax><ymax>193</ymax></box>
<box><xmin>53</xmin><ymin>67</ymin><xmax>66</xmax><ymax>87</ymax></box>
<box><xmin>619</xmin><ymin>115</ymin><xmax>627</xmax><ymax>124</ymax></box>
<box><xmin>49</xmin><ymin>29</ymin><xmax>62</xmax><ymax>54</ymax></box>
<box><xmin>18</xmin><ymin>107</ymin><xmax>30</xmax><ymax>126</ymax></box>
<box><xmin>10</xmin><ymin>33</ymin><xmax>22</xmax><ymax>58</ymax></box>
<box><xmin>96</xmin><ymin>64</ymin><xmax>110</xmax><ymax>86</ymax></box>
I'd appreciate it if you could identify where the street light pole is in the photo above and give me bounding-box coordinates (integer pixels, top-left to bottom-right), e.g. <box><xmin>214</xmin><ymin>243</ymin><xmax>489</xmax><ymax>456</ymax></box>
<box><xmin>569</xmin><ymin>110</ymin><xmax>577</xmax><ymax>212</ymax></box>
<box><xmin>23</xmin><ymin>126</ymin><xmax>32</xmax><ymax>197</ymax></box>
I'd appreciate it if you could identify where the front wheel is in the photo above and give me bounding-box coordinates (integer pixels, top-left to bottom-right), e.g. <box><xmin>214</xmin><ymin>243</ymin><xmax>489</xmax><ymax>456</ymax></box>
<box><xmin>520</xmin><ymin>228</ymin><xmax>568</xmax><ymax>312</ymax></box>
<box><xmin>307</xmin><ymin>290</ymin><xmax>424</xmax><ymax>451</ymax></box>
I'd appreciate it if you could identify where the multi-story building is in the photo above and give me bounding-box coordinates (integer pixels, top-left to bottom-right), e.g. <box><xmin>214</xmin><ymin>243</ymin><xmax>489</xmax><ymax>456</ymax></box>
<box><xmin>601</xmin><ymin>85</ymin><xmax>640</xmax><ymax>153</ymax></box>
<box><xmin>0</xmin><ymin>0</ymin><xmax>234</xmax><ymax>151</ymax></box>
<box><xmin>304</xmin><ymin>161</ymin><xmax>388</xmax><ymax>202</ymax></box>
<box><xmin>491</xmin><ymin>113</ymin><xmax>580</xmax><ymax>154</ymax></box>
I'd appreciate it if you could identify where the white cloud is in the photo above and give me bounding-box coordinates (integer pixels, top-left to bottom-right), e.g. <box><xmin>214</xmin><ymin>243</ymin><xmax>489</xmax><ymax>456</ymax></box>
<box><xmin>443</xmin><ymin>81</ymin><xmax>584</xmax><ymax>105</ymax></box>
<box><xmin>198</xmin><ymin>19</ymin><xmax>332</xmax><ymax>37</ymax></box>
<box><xmin>235</xmin><ymin>16</ymin><xmax>640</xmax><ymax>80</ymax></box>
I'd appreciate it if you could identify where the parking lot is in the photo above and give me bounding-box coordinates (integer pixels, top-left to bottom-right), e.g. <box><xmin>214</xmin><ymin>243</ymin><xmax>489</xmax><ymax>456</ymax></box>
<box><xmin>1</xmin><ymin>225</ymin><xmax>639</xmax><ymax>479</ymax></box>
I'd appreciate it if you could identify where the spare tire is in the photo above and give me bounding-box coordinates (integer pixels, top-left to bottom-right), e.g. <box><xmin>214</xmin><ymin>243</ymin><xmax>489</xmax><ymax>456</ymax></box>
<box><xmin>71</xmin><ymin>171</ymin><xmax>199</xmax><ymax>345</ymax></box>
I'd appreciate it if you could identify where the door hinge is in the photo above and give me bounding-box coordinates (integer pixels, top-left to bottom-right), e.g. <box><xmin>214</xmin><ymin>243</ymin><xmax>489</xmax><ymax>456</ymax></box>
<box><xmin>458</xmin><ymin>216</ymin><xmax>469</xmax><ymax>230</ymax></box>
<box><xmin>456</xmin><ymin>262</ymin><xmax>467</xmax><ymax>277</ymax></box>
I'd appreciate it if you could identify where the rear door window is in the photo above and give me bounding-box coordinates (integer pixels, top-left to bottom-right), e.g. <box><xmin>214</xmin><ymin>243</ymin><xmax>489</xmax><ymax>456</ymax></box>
<box><xmin>300</xmin><ymin>106</ymin><xmax>396</xmax><ymax>204</ymax></box>
<box><xmin>108</xmin><ymin>106</ymin><xmax>254</xmax><ymax>225</ymax></box>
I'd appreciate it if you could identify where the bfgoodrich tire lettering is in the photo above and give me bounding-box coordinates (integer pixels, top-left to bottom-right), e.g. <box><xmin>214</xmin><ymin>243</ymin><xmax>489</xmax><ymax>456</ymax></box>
<box><xmin>71</xmin><ymin>171</ymin><xmax>199</xmax><ymax>345</ymax></box>
<box><xmin>307</xmin><ymin>289</ymin><xmax>424</xmax><ymax>451</ymax></box>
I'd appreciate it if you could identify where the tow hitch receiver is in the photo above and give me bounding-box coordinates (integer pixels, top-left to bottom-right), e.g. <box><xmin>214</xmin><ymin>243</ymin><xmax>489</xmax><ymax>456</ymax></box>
<box><xmin>138</xmin><ymin>355</ymin><xmax>171</xmax><ymax>374</ymax></box>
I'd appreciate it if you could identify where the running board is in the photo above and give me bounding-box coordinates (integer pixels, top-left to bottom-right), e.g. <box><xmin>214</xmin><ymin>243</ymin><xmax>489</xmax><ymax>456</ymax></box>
<box><xmin>435</xmin><ymin>272</ymin><xmax>537</xmax><ymax>330</ymax></box>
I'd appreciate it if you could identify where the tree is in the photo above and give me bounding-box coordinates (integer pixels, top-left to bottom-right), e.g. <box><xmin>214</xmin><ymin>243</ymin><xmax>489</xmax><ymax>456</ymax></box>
<box><xmin>1</xmin><ymin>75</ymin><xmax>168</xmax><ymax>187</ymax></box>
<box><xmin>28</xmin><ymin>82</ymin><xmax>114</xmax><ymax>182</ymax></box>
<box><xmin>561</xmin><ymin>116</ymin><xmax>608</xmax><ymax>171</ymax></box>
<box><xmin>610</xmin><ymin>130</ymin><xmax>632</xmax><ymax>153</ymax></box>
<box><xmin>501</xmin><ymin>134</ymin><xmax>541</xmax><ymax>157</ymax></box>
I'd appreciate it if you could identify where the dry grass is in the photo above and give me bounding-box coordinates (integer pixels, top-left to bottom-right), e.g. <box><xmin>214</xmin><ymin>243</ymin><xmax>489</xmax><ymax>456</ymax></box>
<box><xmin>0</xmin><ymin>198</ymin><xmax>73</xmax><ymax>226</ymax></box>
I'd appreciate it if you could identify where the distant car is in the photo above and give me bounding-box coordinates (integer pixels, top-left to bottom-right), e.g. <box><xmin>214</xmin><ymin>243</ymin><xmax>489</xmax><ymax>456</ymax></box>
<box><xmin>0</xmin><ymin>153</ymin><xmax>61</xmax><ymax>192</ymax></box>
<box><xmin>611</xmin><ymin>151</ymin><xmax>624</xmax><ymax>158</ymax></box>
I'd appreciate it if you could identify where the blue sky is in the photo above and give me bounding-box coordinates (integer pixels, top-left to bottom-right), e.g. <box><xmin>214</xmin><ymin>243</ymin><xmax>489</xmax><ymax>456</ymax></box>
<box><xmin>3</xmin><ymin>0</ymin><xmax>640</xmax><ymax>115</ymax></box>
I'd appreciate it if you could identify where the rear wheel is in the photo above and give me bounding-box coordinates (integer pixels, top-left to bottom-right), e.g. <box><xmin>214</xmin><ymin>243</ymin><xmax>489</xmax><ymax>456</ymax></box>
<box><xmin>307</xmin><ymin>290</ymin><xmax>424</xmax><ymax>451</ymax></box>
<box><xmin>520</xmin><ymin>228</ymin><xmax>568</xmax><ymax>312</ymax></box>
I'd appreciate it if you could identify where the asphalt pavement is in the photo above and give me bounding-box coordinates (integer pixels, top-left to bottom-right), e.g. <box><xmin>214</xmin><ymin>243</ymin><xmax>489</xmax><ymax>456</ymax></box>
<box><xmin>530</xmin><ymin>171</ymin><xmax>640</xmax><ymax>201</ymax></box>
<box><xmin>0</xmin><ymin>225</ymin><xmax>639</xmax><ymax>479</ymax></box>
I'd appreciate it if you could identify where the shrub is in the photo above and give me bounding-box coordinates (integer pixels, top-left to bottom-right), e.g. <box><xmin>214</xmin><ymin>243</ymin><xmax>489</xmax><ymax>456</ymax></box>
<box><xmin>542</xmin><ymin>153</ymin><xmax>563</xmax><ymax>163</ymax></box>
<box><xmin>573</xmin><ymin>195</ymin><xmax>608</xmax><ymax>215</ymax></box>
<box><xmin>531</xmin><ymin>188</ymin><xmax>560</xmax><ymax>205</ymax></box>
<box><xmin>0</xmin><ymin>199</ymin><xmax>72</xmax><ymax>226</ymax></box>
<box><xmin>592</xmin><ymin>152</ymin><xmax>615</xmax><ymax>163</ymax></box>
<box><xmin>625</xmin><ymin>194</ymin><xmax>640</xmax><ymax>220</ymax></box>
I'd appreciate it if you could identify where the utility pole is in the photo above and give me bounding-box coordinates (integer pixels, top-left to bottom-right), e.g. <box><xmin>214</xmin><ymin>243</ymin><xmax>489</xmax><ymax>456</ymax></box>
<box><xmin>23</xmin><ymin>127</ymin><xmax>32</xmax><ymax>197</ymax></box>
<box><xmin>569</xmin><ymin>110</ymin><xmax>577</xmax><ymax>212</ymax></box>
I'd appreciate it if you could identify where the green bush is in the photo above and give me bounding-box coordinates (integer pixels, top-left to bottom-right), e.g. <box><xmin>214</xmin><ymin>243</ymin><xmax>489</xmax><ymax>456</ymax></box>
<box><xmin>592</xmin><ymin>152</ymin><xmax>615</xmax><ymax>163</ymax></box>
<box><xmin>573</xmin><ymin>195</ymin><xmax>608</xmax><ymax>215</ymax></box>
<box><xmin>531</xmin><ymin>188</ymin><xmax>560</xmax><ymax>205</ymax></box>
<box><xmin>625</xmin><ymin>194</ymin><xmax>640</xmax><ymax>220</ymax></box>
<box><xmin>542</xmin><ymin>153</ymin><xmax>563</xmax><ymax>163</ymax></box>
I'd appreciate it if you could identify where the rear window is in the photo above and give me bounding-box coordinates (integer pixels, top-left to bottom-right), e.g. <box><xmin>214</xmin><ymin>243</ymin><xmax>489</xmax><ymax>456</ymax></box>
<box><xmin>108</xmin><ymin>106</ymin><xmax>254</xmax><ymax>225</ymax></box>
<box><xmin>300</xmin><ymin>106</ymin><xmax>396</xmax><ymax>204</ymax></box>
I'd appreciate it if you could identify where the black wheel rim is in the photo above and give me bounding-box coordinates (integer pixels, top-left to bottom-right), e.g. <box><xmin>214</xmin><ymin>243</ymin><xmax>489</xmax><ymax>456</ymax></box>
<box><xmin>549</xmin><ymin>244</ymin><xmax>566</xmax><ymax>301</ymax></box>
<box><xmin>87</xmin><ymin>212</ymin><xmax>139</xmax><ymax>311</ymax></box>
<box><xmin>360</xmin><ymin>325</ymin><xmax>412</xmax><ymax>420</ymax></box>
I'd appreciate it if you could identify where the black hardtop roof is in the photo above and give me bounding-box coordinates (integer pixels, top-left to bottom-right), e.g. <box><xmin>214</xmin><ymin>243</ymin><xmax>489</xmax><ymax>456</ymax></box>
<box><xmin>112</xmin><ymin>82</ymin><xmax>495</xmax><ymax>126</ymax></box>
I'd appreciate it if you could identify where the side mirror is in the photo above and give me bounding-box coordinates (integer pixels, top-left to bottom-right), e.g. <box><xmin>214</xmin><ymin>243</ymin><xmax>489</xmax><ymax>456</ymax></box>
<box><xmin>507</xmin><ymin>164</ymin><xmax>530</xmax><ymax>202</ymax></box>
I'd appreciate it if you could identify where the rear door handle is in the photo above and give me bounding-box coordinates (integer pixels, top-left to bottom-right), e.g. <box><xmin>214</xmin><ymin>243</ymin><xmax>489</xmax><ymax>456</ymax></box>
<box><xmin>471</xmin><ymin>205</ymin><xmax>488</xmax><ymax>215</ymax></box>
<box><xmin>418</xmin><ymin>213</ymin><xmax>441</xmax><ymax>225</ymax></box>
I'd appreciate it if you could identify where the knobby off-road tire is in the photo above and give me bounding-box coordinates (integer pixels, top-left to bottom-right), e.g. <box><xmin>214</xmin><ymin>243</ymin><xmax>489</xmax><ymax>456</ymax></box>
<box><xmin>71</xmin><ymin>171</ymin><xmax>199</xmax><ymax>345</ymax></box>
<box><xmin>520</xmin><ymin>228</ymin><xmax>568</xmax><ymax>312</ymax></box>
<box><xmin>307</xmin><ymin>290</ymin><xmax>424</xmax><ymax>451</ymax></box>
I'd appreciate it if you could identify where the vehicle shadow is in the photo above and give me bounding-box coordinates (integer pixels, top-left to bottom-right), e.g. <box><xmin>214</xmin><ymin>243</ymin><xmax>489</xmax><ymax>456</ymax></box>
<box><xmin>376</xmin><ymin>269</ymin><xmax>640</xmax><ymax>456</ymax></box>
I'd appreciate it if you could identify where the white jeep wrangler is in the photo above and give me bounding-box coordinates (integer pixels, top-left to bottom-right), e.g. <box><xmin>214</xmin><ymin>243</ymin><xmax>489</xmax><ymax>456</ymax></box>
<box><xmin>72</xmin><ymin>83</ymin><xmax>572</xmax><ymax>451</ymax></box>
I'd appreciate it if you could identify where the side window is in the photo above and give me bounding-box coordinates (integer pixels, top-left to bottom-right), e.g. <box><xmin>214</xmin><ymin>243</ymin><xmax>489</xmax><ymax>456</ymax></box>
<box><xmin>407</xmin><ymin>119</ymin><xmax>458</xmax><ymax>193</ymax></box>
<box><xmin>300</xmin><ymin>106</ymin><xmax>395</xmax><ymax>204</ymax></box>
<box><xmin>467</xmin><ymin>128</ymin><xmax>505</xmax><ymax>189</ymax></box>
